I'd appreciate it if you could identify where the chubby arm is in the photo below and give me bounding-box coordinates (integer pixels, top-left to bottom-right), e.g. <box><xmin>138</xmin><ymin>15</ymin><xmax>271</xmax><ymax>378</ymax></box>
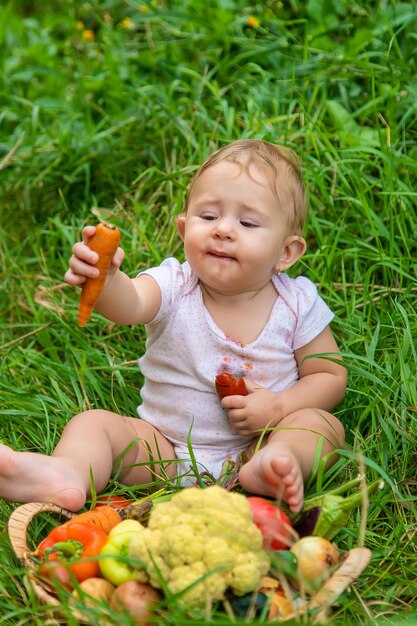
<box><xmin>94</xmin><ymin>272</ymin><xmax>161</xmax><ymax>324</ymax></box>
<box><xmin>65</xmin><ymin>225</ymin><xmax>161</xmax><ymax>325</ymax></box>
<box><xmin>284</xmin><ymin>325</ymin><xmax>347</xmax><ymax>412</ymax></box>
<box><xmin>223</xmin><ymin>325</ymin><xmax>347</xmax><ymax>436</ymax></box>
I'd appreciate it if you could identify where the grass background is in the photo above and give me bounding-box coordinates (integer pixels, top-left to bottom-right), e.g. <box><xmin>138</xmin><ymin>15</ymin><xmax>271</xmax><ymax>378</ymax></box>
<box><xmin>0</xmin><ymin>0</ymin><xmax>416</xmax><ymax>623</ymax></box>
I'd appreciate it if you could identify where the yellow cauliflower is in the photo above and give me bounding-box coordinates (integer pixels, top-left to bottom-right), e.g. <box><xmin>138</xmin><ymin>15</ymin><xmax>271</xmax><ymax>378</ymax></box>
<box><xmin>129</xmin><ymin>486</ymin><xmax>270</xmax><ymax>608</ymax></box>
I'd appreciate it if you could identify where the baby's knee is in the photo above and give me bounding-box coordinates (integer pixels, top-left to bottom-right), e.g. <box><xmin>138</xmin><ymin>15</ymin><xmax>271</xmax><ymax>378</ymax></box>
<box><xmin>311</xmin><ymin>409</ymin><xmax>345</xmax><ymax>447</ymax></box>
<box><xmin>285</xmin><ymin>408</ymin><xmax>345</xmax><ymax>446</ymax></box>
<box><xmin>332</xmin><ymin>415</ymin><xmax>345</xmax><ymax>445</ymax></box>
<box><xmin>62</xmin><ymin>408</ymin><xmax>118</xmax><ymax>431</ymax></box>
<box><xmin>321</xmin><ymin>411</ymin><xmax>345</xmax><ymax>446</ymax></box>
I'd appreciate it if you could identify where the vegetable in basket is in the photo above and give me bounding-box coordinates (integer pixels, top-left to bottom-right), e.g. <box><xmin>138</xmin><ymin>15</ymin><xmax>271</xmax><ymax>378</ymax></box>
<box><xmin>59</xmin><ymin>498</ymin><xmax>152</xmax><ymax>534</ymax></box>
<box><xmin>294</xmin><ymin>478</ymin><xmax>383</xmax><ymax>540</ymax></box>
<box><xmin>290</xmin><ymin>536</ymin><xmax>339</xmax><ymax>594</ymax></box>
<box><xmin>100</xmin><ymin>519</ymin><xmax>145</xmax><ymax>586</ymax></box>
<box><xmin>37</xmin><ymin>522</ymin><xmax>108</xmax><ymax>584</ymax></box>
<box><xmin>128</xmin><ymin>486</ymin><xmax>270</xmax><ymax>608</ymax></box>
<box><xmin>61</xmin><ymin>503</ymin><xmax>122</xmax><ymax>534</ymax></box>
<box><xmin>110</xmin><ymin>580</ymin><xmax>159</xmax><ymax>626</ymax></box>
<box><xmin>247</xmin><ymin>496</ymin><xmax>292</xmax><ymax>550</ymax></box>
<box><xmin>96</xmin><ymin>495</ymin><xmax>132</xmax><ymax>509</ymax></box>
<box><xmin>72</xmin><ymin>577</ymin><xmax>115</xmax><ymax>604</ymax></box>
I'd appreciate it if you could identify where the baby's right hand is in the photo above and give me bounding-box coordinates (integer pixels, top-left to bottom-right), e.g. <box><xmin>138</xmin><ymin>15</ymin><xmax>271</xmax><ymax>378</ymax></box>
<box><xmin>64</xmin><ymin>225</ymin><xmax>124</xmax><ymax>288</ymax></box>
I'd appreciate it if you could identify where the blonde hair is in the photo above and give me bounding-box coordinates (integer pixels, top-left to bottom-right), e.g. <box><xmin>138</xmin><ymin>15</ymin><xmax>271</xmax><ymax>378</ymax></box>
<box><xmin>185</xmin><ymin>139</ymin><xmax>307</xmax><ymax>234</ymax></box>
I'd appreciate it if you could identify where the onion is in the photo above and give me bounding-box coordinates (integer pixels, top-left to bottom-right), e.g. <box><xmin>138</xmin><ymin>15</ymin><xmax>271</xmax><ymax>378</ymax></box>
<box><xmin>72</xmin><ymin>577</ymin><xmax>116</xmax><ymax>622</ymax></box>
<box><xmin>290</xmin><ymin>536</ymin><xmax>339</xmax><ymax>594</ymax></box>
<box><xmin>110</xmin><ymin>580</ymin><xmax>159</xmax><ymax>626</ymax></box>
<box><xmin>72</xmin><ymin>577</ymin><xmax>115</xmax><ymax>603</ymax></box>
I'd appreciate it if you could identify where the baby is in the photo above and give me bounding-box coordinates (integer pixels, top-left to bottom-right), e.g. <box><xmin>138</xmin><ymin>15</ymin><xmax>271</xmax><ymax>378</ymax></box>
<box><xmin>0</xmin><ymin>139</ymin><xmax>346</xmax><ymax>513</ymax></box>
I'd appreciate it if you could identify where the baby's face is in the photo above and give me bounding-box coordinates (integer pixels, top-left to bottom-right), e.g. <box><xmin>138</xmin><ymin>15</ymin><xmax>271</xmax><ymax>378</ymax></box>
<box><xmin>177</xmin><ymin>160</ymin><xmax>303</xmax><ymax>296</ymax></box>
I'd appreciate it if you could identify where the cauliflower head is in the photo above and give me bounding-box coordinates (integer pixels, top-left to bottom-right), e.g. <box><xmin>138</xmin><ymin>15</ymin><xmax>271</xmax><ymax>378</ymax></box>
<box><xmin>129</xmin><ymin>486</ymin><xmax>270</xmax><ymax>607</ymax></box>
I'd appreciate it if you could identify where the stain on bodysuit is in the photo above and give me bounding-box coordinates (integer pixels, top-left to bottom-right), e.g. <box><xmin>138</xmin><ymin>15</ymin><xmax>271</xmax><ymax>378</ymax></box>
<box><xmin>218</xmin><ymin>356</ymin><xmax>255</xmax><ymax>380</ymax></box>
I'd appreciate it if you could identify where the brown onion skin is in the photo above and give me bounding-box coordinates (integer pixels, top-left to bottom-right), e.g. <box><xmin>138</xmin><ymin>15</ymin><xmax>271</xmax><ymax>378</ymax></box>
<box><xmin>110</xmin><ymin>580</ymin><xmax>159</xmax><ymax>626</ymax></box>
<box><xmin>290</xmin><ymin>536</ymin><xmax>339</xmax><ymax>594</ymax></box>
<box><xmin>72</xmin><ymin>577</ymin><xmax>115</xmax><ymax>602</ymax></box>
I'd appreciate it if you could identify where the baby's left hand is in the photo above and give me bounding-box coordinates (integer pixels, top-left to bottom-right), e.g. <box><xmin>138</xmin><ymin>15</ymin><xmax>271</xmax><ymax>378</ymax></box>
<box><xmin>222</xmin><ymin>381</ymin><xmax>283</xmax><ymax>436</ymax></box>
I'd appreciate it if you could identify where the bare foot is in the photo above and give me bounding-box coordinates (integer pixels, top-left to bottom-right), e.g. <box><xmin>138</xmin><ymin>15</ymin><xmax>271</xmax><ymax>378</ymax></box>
<box><xmin>0</xmin><ymin>444</ymin><xmax>87</xmax><ymax>511</ymax></box>
<box><xmin>239</xmin><ymin>442</ymin><xmax>304</xmax><ymax>513</ymax></box>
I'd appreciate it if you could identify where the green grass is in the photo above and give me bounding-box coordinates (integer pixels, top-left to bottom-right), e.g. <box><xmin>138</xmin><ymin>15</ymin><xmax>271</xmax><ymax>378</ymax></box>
<box><xmin>1</xmin><ymin>0</ymin><xmax>417</xmax><ymax>623</ymax></box>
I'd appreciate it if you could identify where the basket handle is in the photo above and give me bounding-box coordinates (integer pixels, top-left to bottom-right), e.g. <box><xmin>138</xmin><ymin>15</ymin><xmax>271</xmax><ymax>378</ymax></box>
<box><xmin>309</xmin><ymin>547</ymin><xmax>372</xmax><ymax>622</ymax></box>
<box><xmin>7</xmin><ymin>502</ymin><xmax>75</xmax><ymax>565</ymax></box>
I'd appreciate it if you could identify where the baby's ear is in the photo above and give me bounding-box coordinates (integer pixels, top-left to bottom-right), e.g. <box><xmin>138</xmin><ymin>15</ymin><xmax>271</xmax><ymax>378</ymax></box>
<box><xmin>276</xmin><ymin>235</ymin><xmax>307</xmax><ymax>272</ymax></box>
<box><xmin>176</xmin><ymin>214</ymin><xmax>186</xmax><ymax>240</ymax></box>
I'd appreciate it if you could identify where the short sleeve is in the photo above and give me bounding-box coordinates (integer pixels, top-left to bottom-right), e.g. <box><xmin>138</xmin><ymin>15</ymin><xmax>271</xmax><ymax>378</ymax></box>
<box><xmin>291</xmin><ymin>276</ymin><xmax>334</xmax><ymax>350</ymax></box>
<box><xmin>139</xmin><ymin>258</ymin><xmax>197</xmax><ymax>324</ymax></box>
<box><xmin>275</xmin><ymin>274</ymin><xmax>334</xmax><ymax>351</ymax></box>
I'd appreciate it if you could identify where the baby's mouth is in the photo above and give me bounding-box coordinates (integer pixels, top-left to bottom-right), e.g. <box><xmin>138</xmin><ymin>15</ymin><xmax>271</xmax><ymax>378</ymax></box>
<box><xmin>208</xmin><ymin>250</ymin><xmax>236</xmax><ymax>261</ymax></box>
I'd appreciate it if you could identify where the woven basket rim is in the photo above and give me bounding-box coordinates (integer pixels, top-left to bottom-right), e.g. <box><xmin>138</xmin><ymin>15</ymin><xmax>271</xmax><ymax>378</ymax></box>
<box><xmin>8</xmin><ymin>501</ymin><xmax>76</xmax><ymax>607</ymax></box>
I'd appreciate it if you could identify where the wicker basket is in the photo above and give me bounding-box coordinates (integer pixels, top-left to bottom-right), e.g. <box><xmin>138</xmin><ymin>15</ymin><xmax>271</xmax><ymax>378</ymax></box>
<box><xmin>8</xmin><ymin>501</ymin><xmax>76</xmax><ymax>607</ymax></box>
<box><xmin>8</xmin><ymin>502</ymin><xmax>372</xmax><ymax>624</ymax></box>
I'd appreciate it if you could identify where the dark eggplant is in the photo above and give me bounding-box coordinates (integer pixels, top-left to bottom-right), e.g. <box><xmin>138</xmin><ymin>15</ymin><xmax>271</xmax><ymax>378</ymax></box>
<box><xmin>294</xmin><ymin>478</ymin><xmax>383</xmax><ymax>540</ymax></box>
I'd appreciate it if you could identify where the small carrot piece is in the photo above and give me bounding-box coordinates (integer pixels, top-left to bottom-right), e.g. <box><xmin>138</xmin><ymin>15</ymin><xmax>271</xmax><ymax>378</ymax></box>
<box><xmin>78</xmin><ymin>222</ymin><xmax>121</xmax><ymax>327</ymax></box>
<box><xmin>62</xmin><ymin>505</ymin><xmax>122</xmax><ymax>534</ymax></box>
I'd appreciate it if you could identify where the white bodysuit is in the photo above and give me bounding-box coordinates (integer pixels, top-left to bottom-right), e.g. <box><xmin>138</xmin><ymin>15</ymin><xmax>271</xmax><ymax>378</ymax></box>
<box><xmin>137</xmin><ymin>258</ymin><xmax>334</xmax><ymax>483</ymax></box>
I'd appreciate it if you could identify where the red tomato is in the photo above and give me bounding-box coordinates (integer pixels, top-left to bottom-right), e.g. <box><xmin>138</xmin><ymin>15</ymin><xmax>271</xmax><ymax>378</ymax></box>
<box><xmin>247</xmin><ymin>496</ymin><xmax>292</xmax><ymax>550</ymax></box>
<box><xmin>215</xmin><ymin>373</ymin><xmax>248</xmax><ymax>399</ymax></box>
<box><xmin>96</xmin><ymin>495</ymin><xmax>132</xmax><ymax>509</ymax></box>
<box><xmin>37</xmin><ymin>560</ymin><xmax>72</xmax><ymax>588</ymax></box>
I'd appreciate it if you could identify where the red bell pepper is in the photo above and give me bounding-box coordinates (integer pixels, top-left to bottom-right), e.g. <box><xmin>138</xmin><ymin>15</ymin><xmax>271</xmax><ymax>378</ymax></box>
<box><xmin>36</xmin><ymin>521</ymin><xmax>108</xmax><ymax>584</ymax></box>
<box><xmin>215</xmin><ymin>373</ymin><xmax>248</xmax><ymax>399</ymax></box>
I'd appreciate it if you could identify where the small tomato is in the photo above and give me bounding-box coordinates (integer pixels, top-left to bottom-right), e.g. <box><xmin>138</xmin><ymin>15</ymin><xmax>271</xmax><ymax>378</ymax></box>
<box><xmin>96</xmin><ymin>495</ymin><xmax>132</xmax><ymax>509</ymax></box>
<box><xmin>37</xmin><ymin>560</ymin><xmax>72</xmax><ymax>588</ymax></box>
<box><xmin>215</xmin><ymin>373</ymin><xmax>248</xmax><ymax>398</ymax></box>
<box><xmin>247</xmin><ymin>496</ymin><xmax>292</xmax><ymax>550</ymax></box>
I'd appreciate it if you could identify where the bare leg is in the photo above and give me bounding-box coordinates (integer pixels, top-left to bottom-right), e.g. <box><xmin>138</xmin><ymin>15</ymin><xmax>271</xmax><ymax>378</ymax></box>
<box><xmin>239</xmin><ymin>409</ymin><xmax>345</xmax><ymax>513</ymax></box>
<box><xmin>0</xmin><ymin>410</ymin><xmax>175</xmax><ymax>511</ymax></box>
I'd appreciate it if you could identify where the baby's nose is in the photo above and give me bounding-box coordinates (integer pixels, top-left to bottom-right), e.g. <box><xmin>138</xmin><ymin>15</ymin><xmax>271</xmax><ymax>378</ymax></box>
<box><xmin>214</xmin><ymin>216</ymin><xmax>235</xmax><ymax>238</ymax></box>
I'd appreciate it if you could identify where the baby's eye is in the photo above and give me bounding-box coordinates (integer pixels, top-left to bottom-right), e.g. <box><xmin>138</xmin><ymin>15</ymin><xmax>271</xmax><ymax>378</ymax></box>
<box><xmin>240</xmin><ymin>219</ymin><xmax>257</xmax><ymax>228</ymax></box>
<box><xmin>201</xmin><ymin>214</ymin><xmax>217</xmax><ymax>221</ymax></box>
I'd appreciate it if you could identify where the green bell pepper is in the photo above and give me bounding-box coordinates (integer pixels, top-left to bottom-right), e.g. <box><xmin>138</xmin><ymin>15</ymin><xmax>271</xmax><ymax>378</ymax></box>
<box><xmin>99</xmin><ymin>519</ymin><xmax>144</xmax><ymax>585</ymax></box>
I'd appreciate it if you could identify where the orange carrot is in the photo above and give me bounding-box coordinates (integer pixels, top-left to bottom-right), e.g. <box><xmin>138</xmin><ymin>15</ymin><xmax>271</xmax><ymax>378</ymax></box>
<box><xmin>63</xmin><ymin>505</ymin><xmax>122</xmax><ymax>534</ymax></box>
<box><xmin>78</xmin><ymin>222</ymin><xmax>121</xmax><ymax>327</ymax></box>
